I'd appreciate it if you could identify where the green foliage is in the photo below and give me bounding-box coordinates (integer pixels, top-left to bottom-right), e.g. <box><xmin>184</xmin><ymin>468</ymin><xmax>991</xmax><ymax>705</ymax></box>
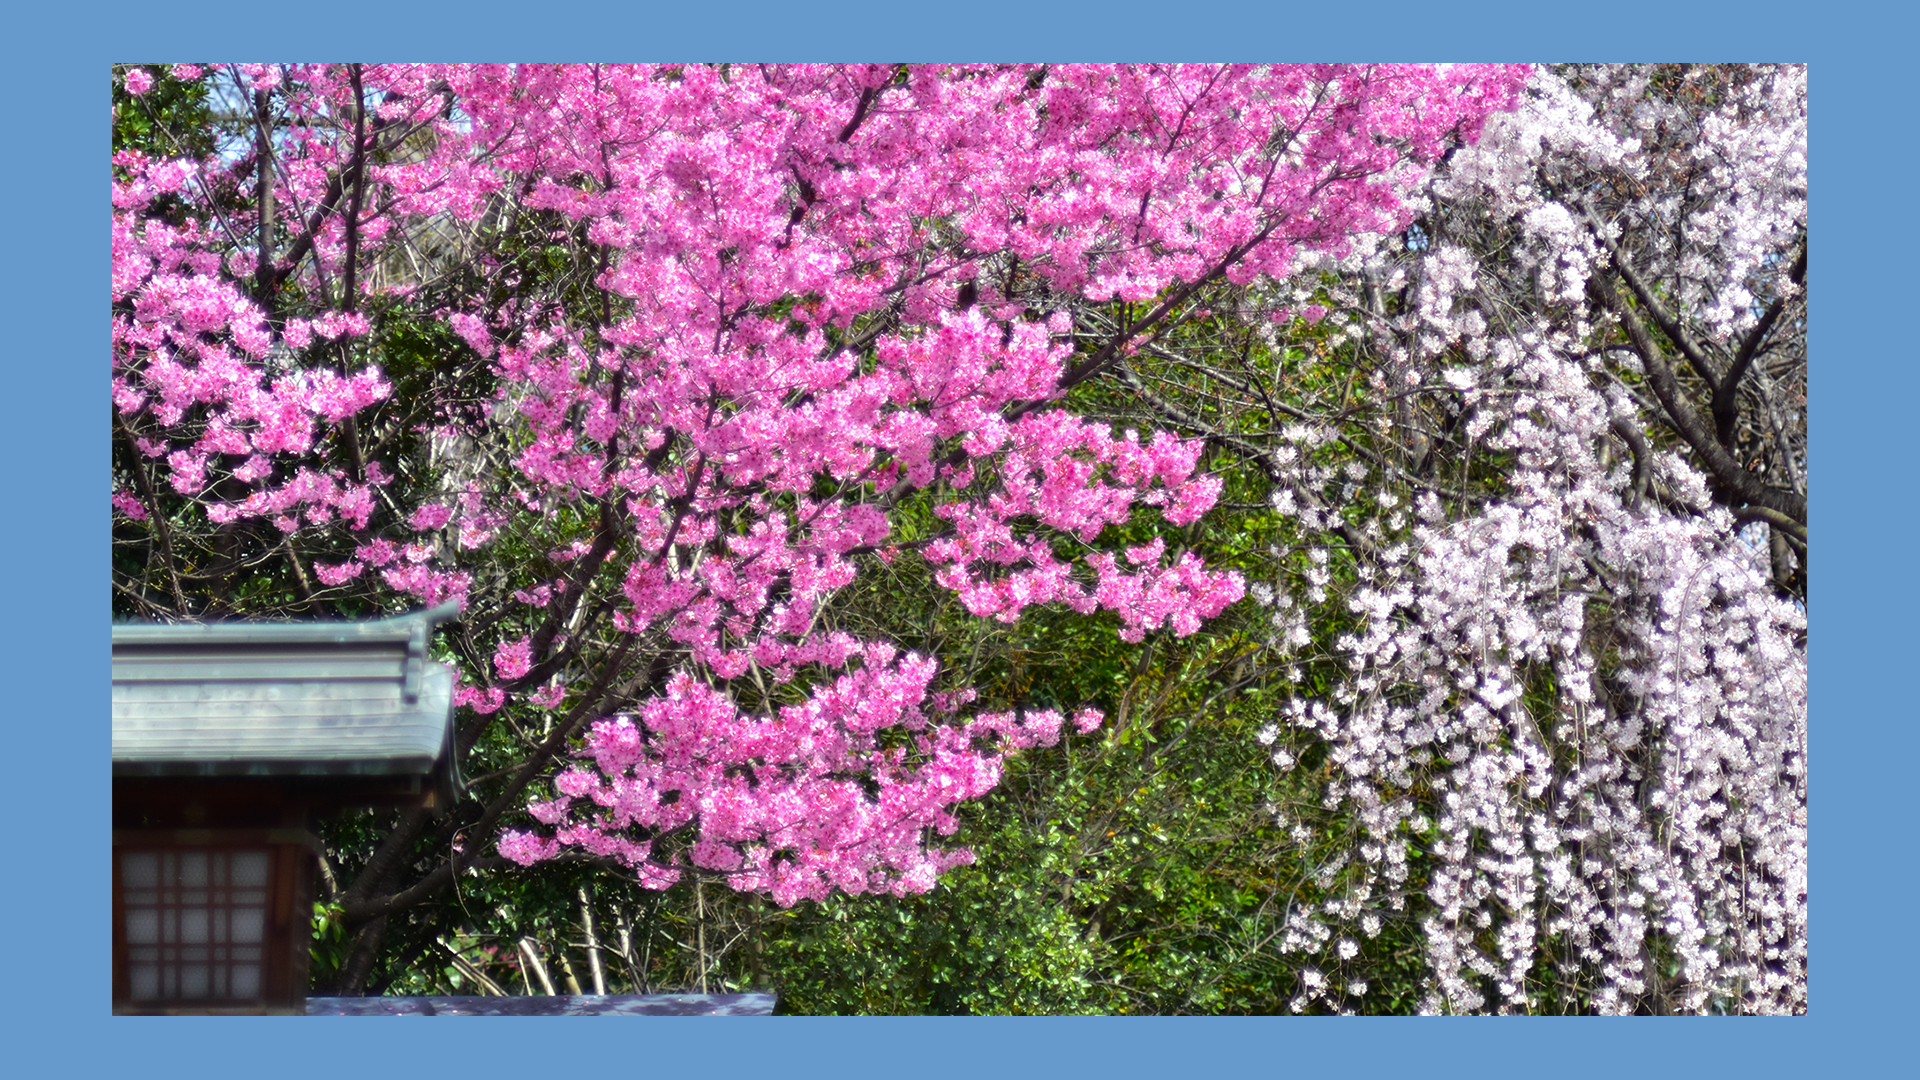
<box><xmin>113</xmin><ymin>65</ymin><xmax>217</xmax><ymax>174</ymax></box>
<box><xmin>307</xmin><ymin>899</ymin><xmax>356</xmax><ymax>993</ymax></box>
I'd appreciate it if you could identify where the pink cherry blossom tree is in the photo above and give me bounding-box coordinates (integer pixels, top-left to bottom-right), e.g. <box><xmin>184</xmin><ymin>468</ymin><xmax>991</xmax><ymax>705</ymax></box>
<box><xmin>1110</xmin><ymin>63</ymin><xmax>1805</xmax><ymax>1013</ymax></box>
<box><xmin>112</xmin><ymin>63</ymin><xmax>1528</xmax><ymax>992</ymax></box>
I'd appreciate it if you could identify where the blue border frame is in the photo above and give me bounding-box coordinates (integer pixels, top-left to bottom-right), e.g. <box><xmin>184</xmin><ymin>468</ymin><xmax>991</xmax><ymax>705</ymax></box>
<box><xmin>28</xmin><ymin>3</ymin><xmax>1901</xmax><ymax>1075</ymax></box>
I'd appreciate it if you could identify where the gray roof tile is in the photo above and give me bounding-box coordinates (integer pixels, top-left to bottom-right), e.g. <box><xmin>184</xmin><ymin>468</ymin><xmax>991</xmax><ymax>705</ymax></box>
<box><xmin>112</xmin><ymin>605</ymin><xmax>462</xmax><ymax>786</ymax></box>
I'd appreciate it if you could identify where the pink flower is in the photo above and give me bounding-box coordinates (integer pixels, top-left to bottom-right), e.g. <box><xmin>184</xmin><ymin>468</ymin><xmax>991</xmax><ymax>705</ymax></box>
<box><xmin>410</xmin><ymin>503</ymin><xmax>454</xmax><ymax>531</ymax></box>
<box><xmin>314</xmin><ymin>561</ymin><xmax>364</xmax><ymax>586</ymax></box>
<box><xmin>493</xmin><ymin>637</ymin><xmax>533</xmax><ymax>681</ymax></box>
<box><xmin>448</xmin><ymin>312</ymin><xmax>496</xmax><ymax>357</ymax></box>
<box><xmin>497</xmin><ymin>830</ymin><xmax>560</xmax><ymax>866</ymax></box>
<box><xmin>111</xmin><ymin>490</ymin><xmax>149</xmax><ymax>521</ymax></box>
<box><xmin>455</xmin><ymin>686</ymin><xmax>506</xmax><ymax>715</ymax></box>
<box><xmin>123</xmin><ymin>68</ymin><xmax>154</xmax><ymax>96</ymax></box>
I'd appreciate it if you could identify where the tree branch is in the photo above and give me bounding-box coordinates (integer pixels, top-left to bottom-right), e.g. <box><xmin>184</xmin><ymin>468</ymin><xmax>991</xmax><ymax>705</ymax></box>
<box><xmin>1717</xmin><ymin>242</ymin><xmax>1806</xmax><ymax>448</ymax></box>
<box><xmin>115</xmin><ymin>414</ymin><xmax>190</xmax><ymax>614</ymax></box>
<box><xmin>1111</xmin><ymin>358</ymin><xmax>1380</xmax><ymax>563</ymax></box>
<box><xmin>1609</xmin><ymin>415</ymin><xmax>1653</xmax><ymax>510</ymax></box>
<box><xmin>342</xmin><ymin>639</ymin><xmax>655</xmax><ymax>926</ymax></box>
<box><xmin>1732</xmin><ymin>504</ymin><xmax>1806</xmax><ymax>545</ymax></box>
<box><xmin>251</xmin><ymin>87</ymin><xmax>277</xmax><ymax>314</ymax></box>
<box><xmin>1579</xmin><ymin>201</ymin><xmax>1720</xmax><ymax>388</ymax></box>
<box><xmin>1585</xmin><ymin>272</ymin><xmax>1805</xmax><ymax>524</ymax></box>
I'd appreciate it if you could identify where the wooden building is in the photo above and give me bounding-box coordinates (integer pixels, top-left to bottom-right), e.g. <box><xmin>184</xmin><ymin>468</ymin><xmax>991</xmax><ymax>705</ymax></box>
<box><xmin>112</xmin><ymin>604</ymin><xmax>461</xmax><ymax>1015</ymax></box>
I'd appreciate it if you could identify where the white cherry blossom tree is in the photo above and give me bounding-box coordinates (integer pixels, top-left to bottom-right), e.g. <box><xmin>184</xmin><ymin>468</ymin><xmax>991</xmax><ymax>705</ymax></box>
<box><xmin>1109</xmin><ymin>63</ymin><xmax>1805</xmax><ymax>1014</ymax></box>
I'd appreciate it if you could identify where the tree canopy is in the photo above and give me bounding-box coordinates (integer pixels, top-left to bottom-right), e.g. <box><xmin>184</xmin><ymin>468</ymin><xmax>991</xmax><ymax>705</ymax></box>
<box><xmin>112</xmin><ymin>62</ymin><xmax>1803</xmax><ymax>1013</ymax></box>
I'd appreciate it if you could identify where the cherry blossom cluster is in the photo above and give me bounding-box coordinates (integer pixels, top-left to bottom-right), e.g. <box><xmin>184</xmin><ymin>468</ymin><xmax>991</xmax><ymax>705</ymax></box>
<box><xmin>499</xmin><ymin>643</ymin><xmax>1105</xmax><ymax>906</ymax></box>
<box><xmin>113</xmin><ymin>150</ymin><xmax>390</xmax><ymax>531</ymax></box>
<box><xmin>112</xmin><ymin>64</ymin><xmax>1526</xmax><ymax>906</ymax></box>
